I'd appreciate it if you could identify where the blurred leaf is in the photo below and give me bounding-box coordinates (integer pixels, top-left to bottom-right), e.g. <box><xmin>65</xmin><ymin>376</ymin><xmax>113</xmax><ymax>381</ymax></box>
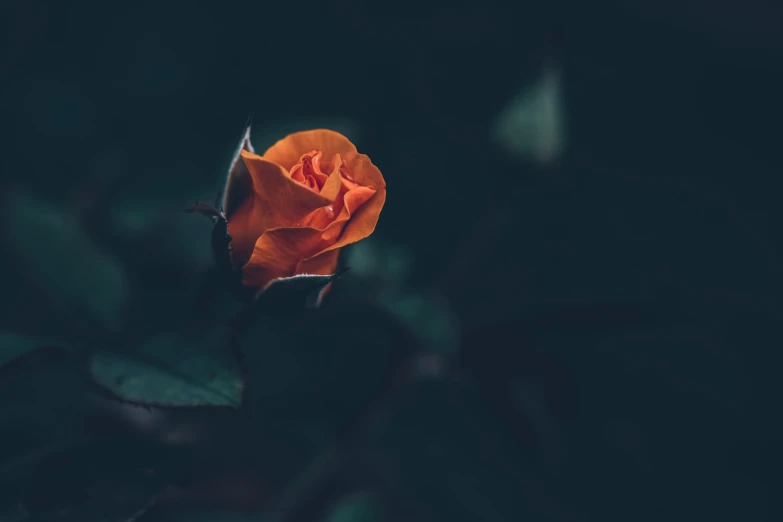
<box><xmin>377</xmin><ymin>292</ymin><xmax>459</xmax><ymax>359</ymax></box>
<box><xmin>342</xmin><ymin>240</ymin><xmax>412</xmax><ymax>290</ymax></box>
<box><xmin>6</xmin><ymin>188</ymin><xmax>129</xmax><ymax>334</ymax></box>
<box><xmin>141</xmin><ymin>511</ymin><xmax>276</xmax><ymax>522</ymax></box>
<box><xmin>20</xmin><ymin>439</ymin><xmax>183</xmax><ymax>522</ymax></box>
<box><xmin>152</xmin><ymin>209</ymin><xmax>217</xmax><ymax>273</ymax></box>
<box><xmin>106</xmin><ymin>181</ymin><xmax>220</xmax><ymax>278</ymax></box>
<box><xmin>341</xmin><ymin>239</ymin><xmax>457</xmax><ymax>358</ymax></box>
<box><xmin>90</xmin><ymin>328</ymin><xmax>243</xmax><ymax>408</ymax></box>
<box><xmin>0</xmin><ymin>332</ymin><xmax>67</xmax><ymax>369</ymax></box>
<box><xmin>341</xmin><ymin>240</ymin><xmax>458</xmax><ymax>358</ymax></box>
<box><xmin>324</xmin><ymin>492</ymin><xmax>383</xmax><ymax>522</ymax></box>
<box><xmin>492</xmin><ymin>63</ymin><xmax>565</xmax><ymax>165</ymax></box>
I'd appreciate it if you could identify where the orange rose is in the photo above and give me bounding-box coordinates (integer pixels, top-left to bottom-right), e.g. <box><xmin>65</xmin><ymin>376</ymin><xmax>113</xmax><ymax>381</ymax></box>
<box><xmin>224</xmin><ymin>129</ymin><xmax>386</xmax><ymax>291</ymax></box>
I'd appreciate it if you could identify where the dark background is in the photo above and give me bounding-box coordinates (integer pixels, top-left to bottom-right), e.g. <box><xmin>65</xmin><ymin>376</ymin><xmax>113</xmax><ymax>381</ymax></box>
<box><xmin>2</xmin><ymin>1</ymin><xmax>782</xmax><ymax>521</ymax></box>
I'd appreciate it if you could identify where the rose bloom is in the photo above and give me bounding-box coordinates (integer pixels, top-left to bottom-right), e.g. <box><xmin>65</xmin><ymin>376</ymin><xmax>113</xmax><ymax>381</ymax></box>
<box><xmin>225</xmin><ymin>129</ymin><xmax>386</xmax><ymax>291</ymax></box>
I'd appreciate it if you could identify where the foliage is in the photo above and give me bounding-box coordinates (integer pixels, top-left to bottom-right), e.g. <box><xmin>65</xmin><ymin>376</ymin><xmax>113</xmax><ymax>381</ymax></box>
<box><xmin>0</xmin><ymin>125</ymin><xmax>488</xmax><ymax>522</ymax></box>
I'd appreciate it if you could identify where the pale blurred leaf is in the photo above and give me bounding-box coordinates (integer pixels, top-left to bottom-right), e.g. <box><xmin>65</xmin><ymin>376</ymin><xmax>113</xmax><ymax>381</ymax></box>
<box><xmin>492</xmin><ymin>64</ymin><xmax>565</xmax><ymax>165</ymax></box>
<box><xmin>377</xmin><ymin>292</ymin><xmax>459</xmax><ymax>359</ymax></box>
<box><xmin>0</xmin><ymin>332</ymin><xmax>67</xmax><ymax>368</ymax></box>
<box><xmin>7</xmin><ymin>188</ymin><xmax>129</xmax><ymax>334</ymax></box>
<box><xmin>324</xmin><ymin>492</ymin><xmax>383</xmax><ymax>522</ymax></box>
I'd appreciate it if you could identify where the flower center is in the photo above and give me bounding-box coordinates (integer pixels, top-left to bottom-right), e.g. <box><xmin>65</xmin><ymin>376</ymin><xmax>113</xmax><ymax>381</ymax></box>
<box><xmin>290</xmin><ymin>150</ymin><xmax>329</xmax><ymax>191</ymax></box>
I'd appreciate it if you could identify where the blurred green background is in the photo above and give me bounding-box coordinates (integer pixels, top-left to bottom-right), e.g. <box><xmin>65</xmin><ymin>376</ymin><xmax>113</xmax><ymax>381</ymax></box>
<box><xmin>1</xmin><ymin>1</ymin><xmax>782</xmax><ymax>521</ymax></box>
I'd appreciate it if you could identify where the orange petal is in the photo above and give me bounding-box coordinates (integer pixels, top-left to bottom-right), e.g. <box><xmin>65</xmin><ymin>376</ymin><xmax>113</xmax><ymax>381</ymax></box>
<box><xmin>301</xmin><ymin>180</ymin><xmax>375</xmax><ymax>233</ymax></box>
<box><xmin>343</xmin><ymin>153</ymin><xmax>386</xmax><ymax>190</ymax></box>
<box><xmin>228</xmin><ymin>150</ymin><xmax>332</xmax><ymax>266</ymax></box>
<box><xmin>300</xmin><ymin>203</ymin><xmax>337</xmax><ymax>230</ymax></box>
<box><xmin>241</xmin><ymin>227</ymin><xmax>332</xmax><ymax>288</ymax></box>
<box><xmin>319</xmin><ymin>154</ymin><xmax>344</xmax><ymax>202</ymax></box>
<box><xmin>242</xmin><ymin>150</ymin><xmax>331</xmax><ymax>221</ymax></box>
<box><xmin>226</xmin><ymin>194</ymin><xmax>263</xmax><ymax>267</ymax></box>
<box><xmin>322</xmin><ymin>186</ymin><xmax>376</xmax><ymax>242</ymax></box>
<box><xmin>323</xmin><ymin>187</ymin><xmax>386</xmax><ymax>253</ymax></box>
<box><xmin>295</xmin><ymin>249</ymin><xmax>340</xmax><ymax>277</ymax></box>
<box><xmin>262</xmin><ymin>129</ymin><xmax>358</xmax><ymax>172</ymax></box>
<box><xmin>289</xmin><ymin>150</ymin><xmax>329</xmax><ymax>190</ymax></box>
<box><xmin>240</xmin><ymin>186</ymin><xmax>379</xmax><ymax>287</ymax></box>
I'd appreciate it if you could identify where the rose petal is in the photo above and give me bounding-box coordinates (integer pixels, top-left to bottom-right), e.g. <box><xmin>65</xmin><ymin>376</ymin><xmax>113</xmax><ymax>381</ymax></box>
<box><xmin>343</xmin><ymin>153</ymin><xmax>386</xmax><ymax>190</ymax></box>
<box><xmin>236</xmin><ymin>130</ymin><xmax>386</xmax><ymax>288</ymax></box>
<box><xmin>227</xmin><ymin>151</ymin><xmax>331</xmax><ymax>266</ymax></box>
<box><xmin>262</xmin><ymin>129</ymin><xmax>385</xmax><ymax>191</ymax></box>
<box><xmin>289</xmin><ymin>150</ymin><xmax>329</xmax><ymax>191</ymax></box>
<box><xmin>322</xmin><ymin>187</ymin><xmax>386</xmax><ymax>253</ymax></box>
<box><xmin>319</xmin><ymin>154</ymin><xmax>344</xmax><ymax>202</ymax></box>
<box><xmin>226</xmin><ymin>196</ymin><xmax>264</xmax><ymax>267</ymax></box>
<box><xmin>322</xmin><ymin>186</ymin><xmax>376</xmax><ymax>242</ymax></box>
<box><xmin>262</xmin><ymin>129</ymin><xmax>358</xmax><ymax>172</ymax></box>
<box><xmin>241</xmin><ymin>227</ymin><xmax>331</xmax><ymax>287</ymax></box>
<box><xmin>241</xmin><ymin>186</ymin><xmax>379</xmax><ymax>288</ymax></box>
<box><xmin>300</xmin><ymin>206</ymin><xmax>333</xmax><ymax>230</ymax></box>
<box><xmin>295</xmin><ymin>249</ymin><xmax>340</xmax><ymax>277</ymax></box>
<box><xmin>301</xmin><ymin>177</ymin><xmax>374</xmax><ymax>230</ymax></box>
<box><xmin>242</xmin><ymin>150</ymin><xmax>331</xmax><ymax>217</ymax></box>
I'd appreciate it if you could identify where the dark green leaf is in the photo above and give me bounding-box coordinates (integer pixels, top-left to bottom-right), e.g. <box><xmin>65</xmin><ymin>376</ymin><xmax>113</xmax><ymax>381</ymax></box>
<box><xmin>90</xmin><ymin>328</ymin><xmax>243</xmax><ymax>408</ymax></box>
<box><xmin>252</xmin><ymin>270</ymin><xmax>348</xmax><ymax>315</ymax></box>
<box><xmin>223</xmin><ymin>117</ymin><xmax>255</xmax><ymax>219</ymax></box>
